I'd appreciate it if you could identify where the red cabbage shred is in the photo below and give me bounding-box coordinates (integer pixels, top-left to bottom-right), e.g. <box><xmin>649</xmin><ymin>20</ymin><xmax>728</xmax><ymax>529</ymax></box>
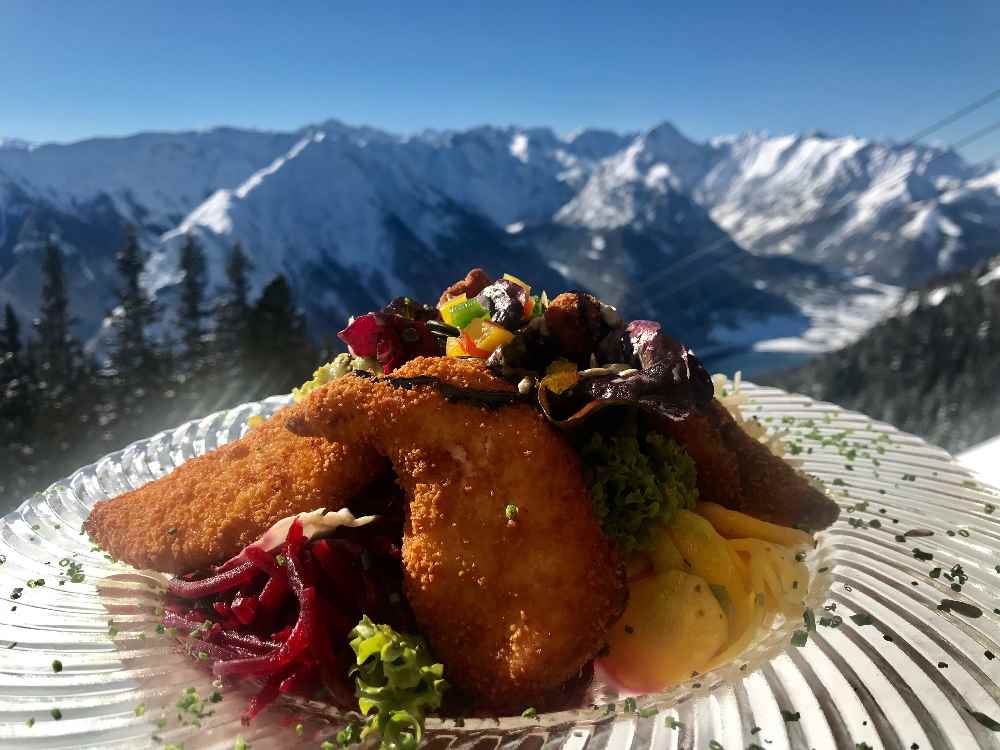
<box><xmin>161</xmin><ymin>517</ymin><xmax>412</xmax><ymax>724</ymax></box>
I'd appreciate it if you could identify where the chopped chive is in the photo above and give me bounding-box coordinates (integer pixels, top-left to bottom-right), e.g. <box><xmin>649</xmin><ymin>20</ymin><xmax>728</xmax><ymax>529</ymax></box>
<box><xmin>803</xmin><ymin>609</ymin><xmax>816</xmax><ymax>631</ymax></box>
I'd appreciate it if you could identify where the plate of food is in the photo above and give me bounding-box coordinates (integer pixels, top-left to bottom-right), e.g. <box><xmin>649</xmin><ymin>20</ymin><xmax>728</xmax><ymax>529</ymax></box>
<box><xmin>1</xmin><ymin>269</ymin><xmax>999</xmax><ymax>750</ymax></box>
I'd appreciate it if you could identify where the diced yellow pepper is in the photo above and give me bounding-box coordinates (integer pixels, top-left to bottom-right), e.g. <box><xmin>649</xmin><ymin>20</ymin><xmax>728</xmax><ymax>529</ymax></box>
<box><xmin>472</xmin><ymin>319</ymin><xmax>514</xmax><ymax>353</ymax></box>
<box><xmin>438</xmin><ymin>293</ymin><xmax>467</xmax><ymax>326</ymax></box>
<box><xmin>503</xmin><ymin>273</ymin><xmax>531</xmax><ymax>294</ymax></box>
<box><xmin>539</xmin><ymin>370</ymin><xmax>579</xmax><ymax>395</ymax></box>
<box><xmin>445</xmin><ymin>337</ymin><xmax>466</xmax><ymax>357</ymax></box>
<box><xmin>547</xmin><ymin>359</ymin><xmax>576</xmax><ymax>375</ymax></box>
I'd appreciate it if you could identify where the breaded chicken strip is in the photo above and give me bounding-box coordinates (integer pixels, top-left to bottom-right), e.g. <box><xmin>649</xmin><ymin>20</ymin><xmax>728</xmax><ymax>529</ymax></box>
<box><xmin>85</xmin><ymin>405</ymin><xmax>386</xmax><ymax>574</ymax></box>
<box><xmin>288</xmin><ymin>357</ymin><xmax>627</xmax><ymax>711</ymax></box>
<box><xmin>649</xmin><ymin>401</ymin><xmax>840</xmax><ymax>531</ymax></box>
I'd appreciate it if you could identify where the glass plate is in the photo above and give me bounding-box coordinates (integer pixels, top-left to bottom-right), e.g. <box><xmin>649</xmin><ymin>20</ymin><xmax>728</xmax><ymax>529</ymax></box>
<box><xmin>2</xmin><ymin>385</ymin><xmax>1000</xmax><ymax>750</ymax></box>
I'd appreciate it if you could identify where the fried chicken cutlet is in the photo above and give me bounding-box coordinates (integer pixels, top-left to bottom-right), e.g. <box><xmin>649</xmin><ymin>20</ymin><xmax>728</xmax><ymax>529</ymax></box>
<box><xmin>649</xmin><ymin>400</ymin><xmax>840</xmax><ymax>531</ymax></box>
<box><xmin>287</xmin><ymin>356</ymin><xmax>627</xmax><ymax>711</ymax></box>
<box><xmin>85</xmin><ymin>406</ymin><xmax>386</xmax><ymax>573</ymax></box>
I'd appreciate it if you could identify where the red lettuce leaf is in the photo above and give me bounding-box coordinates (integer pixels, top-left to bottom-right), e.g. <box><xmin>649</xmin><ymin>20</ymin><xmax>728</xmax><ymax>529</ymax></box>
<box><xmin>338</xmin><ymin>312</ymin><xmax>442</xmax><ymax>374</ymax></box>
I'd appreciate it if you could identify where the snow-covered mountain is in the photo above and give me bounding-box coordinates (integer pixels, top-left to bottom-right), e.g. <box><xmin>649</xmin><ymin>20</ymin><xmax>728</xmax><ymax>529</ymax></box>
<box><xmin>769</xmin><ymin>252</ymin><xmax>1000</xmax><ymax>452</ymax></box>
<box><xmin>2</xmin><ymin>119</ymin><xmax>998</xmax><ymax>367</ymax></box>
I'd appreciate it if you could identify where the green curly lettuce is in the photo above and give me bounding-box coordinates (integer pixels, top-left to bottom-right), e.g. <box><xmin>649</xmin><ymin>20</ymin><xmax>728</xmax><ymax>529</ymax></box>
<box><xmin>292</xmin><ymin>353</ymin><xmax>377</xmax><ymax>402</ymax></box>
<box><xmin>579</xmin><ymin>419</ymin><xmax>698</xmax><ymax>554</ymax></box>
<box><xmin>345</xmin><ymin>616</ymin><xmax>448</xmax><ymax>750</ymax></box>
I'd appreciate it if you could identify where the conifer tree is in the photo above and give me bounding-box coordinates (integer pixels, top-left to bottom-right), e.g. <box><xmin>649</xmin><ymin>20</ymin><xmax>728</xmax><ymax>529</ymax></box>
<box><xmin>0</xmin><ymin>304</ymin><xmax>33</xmax><ymax>507</ymax></box>
<box><xmin>216</xmin><ymin>241</ymin><xmax>253</xmax><ymax>359</ymax></box>
<box><xmin>35</xmin><ymin>240</ymin><xmax>74</xmax><ymax>385</ymax></box>
<box><xmin>111</xmin><ymin>226</ymin><xmax>159</xmax><ymax>381</ymax></box>
<box><xmin>0</xmin><ymin>303</ymin><xmax>30</xmax><ymax>418</ymax></box>
<box><xmin>2</xmin><ymin>303</ymin><xmax>21</xmax><ymax>361</ymax></box>
<box><xmin>177</xmin><ymin>234</ymin><xmax>207</xmax><ymax>371</ymax></box>
<box><xmin>105</xmin><ymin>225</ymin><xmax>172</xmax><ymax>443</ymax></box>
<box><xmin>226</xmin><ymin>241</ymin><xmax>251</xmax><ymax>313</ymax></box>
<box><xmin>248</xmin><ymin>275</ymin><xmax>314</xmax><ymax>394</ymax></box>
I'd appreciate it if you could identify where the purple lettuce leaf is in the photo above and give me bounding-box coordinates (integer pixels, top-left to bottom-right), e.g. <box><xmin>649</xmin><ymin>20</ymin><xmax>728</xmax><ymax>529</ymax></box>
<box><xmin>540</xmin><ymin>320</ymin><xmax>713</xmax><ymax>426</ymax></box>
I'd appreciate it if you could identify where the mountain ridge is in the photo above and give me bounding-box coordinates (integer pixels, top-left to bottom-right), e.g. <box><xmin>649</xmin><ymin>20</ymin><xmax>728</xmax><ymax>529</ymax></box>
<box><xmin>767</xmin><ymin>253</ymin><xmax>1000</xmax><ymax>452</ymax></box>
<box><xmin>3</xmin><ymin>119</ymin><xmax>998</xmax><ymax>368</ymax></box>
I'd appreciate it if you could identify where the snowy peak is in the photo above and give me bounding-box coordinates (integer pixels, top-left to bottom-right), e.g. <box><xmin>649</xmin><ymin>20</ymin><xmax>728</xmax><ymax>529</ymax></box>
<box><xmin>561</xmin><ymin>128</ymin><xmax>635</xmax><ymax>160</ymax></box>
<box><xmin>3</xmin><ymin>117</ymin><xmax>1000</xmax><ymax>365</ymax></box>
<box><xmin>0</xmin><ymin>138</ymin><xmax>31</xmax><ymax>151</ymax></box>
<box><xmin>0</xmin><ymin>127</ymin><xmax>304</xmax><ymax>229</ymax></box>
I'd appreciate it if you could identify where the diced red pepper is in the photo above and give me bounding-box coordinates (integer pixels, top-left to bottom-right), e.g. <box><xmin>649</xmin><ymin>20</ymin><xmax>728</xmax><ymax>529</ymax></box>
<box><xmin>461</xmin><ymin>326</ymin><xmax>491</xmax><ymax>357</ymax></box>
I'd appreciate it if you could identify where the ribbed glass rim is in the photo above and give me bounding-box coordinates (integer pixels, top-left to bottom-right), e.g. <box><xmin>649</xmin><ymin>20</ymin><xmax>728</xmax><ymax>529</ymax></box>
<box><xmin>1</xmin><ymin>384</ymin><xmax>999</xmax><ymax>749</ymax></box>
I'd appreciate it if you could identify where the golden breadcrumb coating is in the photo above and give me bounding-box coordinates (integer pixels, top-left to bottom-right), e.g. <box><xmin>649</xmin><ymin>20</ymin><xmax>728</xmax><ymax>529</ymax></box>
<box><xmin>289</xmin><ymin>356</ymin><xmax>626</xmax><ymax>710</ymax></box>
<box><xmin>649</xmin><ymin>400</ymin><xmax>840</xmax><ymax>531</ymax></box>
<box><xmin>543</xmin><ymin>291</ymin><xmax>607</xmax><ymax>364</ymax></box>
<box><xmin>84</xmin><ymin>405</ymin><xmax>386</xmax><ymax>573</ymax></box>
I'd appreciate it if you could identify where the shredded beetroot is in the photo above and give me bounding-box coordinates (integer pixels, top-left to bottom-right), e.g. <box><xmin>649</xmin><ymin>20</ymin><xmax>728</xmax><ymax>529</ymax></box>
<box><xmin>230</xmin><ymin>595</ymin><xmax>258</xmax><ymax>625</ymax></box>
<box><xmin>168</xmin><ymin>561</ymin><xmax>259</xmax><ymax>599</ymax></box>
<box><xmin>215</xmin><ymin>629</ymin><xmax>279</xmax><ymax>655</ymax></box>
<box><xmin>161</xmin><ymin>516</ymin><xmax>411</xmax><ymax>723</ymax></box>
<box><xmin>242</xmin><ymin>672</ymin><xmax>285</xmax><ymax>725</ymax></box>
<box><xmin>278</xmin><ymin>662</ymin><xmax>318</xmax><ymax>695</ymax></box>
<box><xmin>244</xmin><ymin>546</ymin><xmax>280</xmax><ymax>576</ymax></box>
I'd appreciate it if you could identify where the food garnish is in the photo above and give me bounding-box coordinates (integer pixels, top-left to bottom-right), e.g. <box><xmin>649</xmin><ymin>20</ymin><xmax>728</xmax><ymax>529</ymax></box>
<box><xmin>293</xmin><ymin>354</ymin><xmax>377</xmax><ymax>402</ymax></box>
<box><xmin>578</xmin><ymin>417</ymin><xmax>697</xmax><ymax>553</ymax></box>
<box><xmin>339</xmin><ymin>310</ymin><xmax>440</xmax><ymax>374</ymax></box>
<box><xmin>347</xmin><ymin>616</ymin><xmax>447</xmax><ymax>750</ymax></box>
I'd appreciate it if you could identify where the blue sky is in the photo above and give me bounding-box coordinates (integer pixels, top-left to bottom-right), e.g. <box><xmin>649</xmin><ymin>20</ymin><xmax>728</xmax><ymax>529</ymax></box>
<box><xmin>3</xmin><ymin>1</ymin><xmax>1000</xmax><ymax>161</ymax></box>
